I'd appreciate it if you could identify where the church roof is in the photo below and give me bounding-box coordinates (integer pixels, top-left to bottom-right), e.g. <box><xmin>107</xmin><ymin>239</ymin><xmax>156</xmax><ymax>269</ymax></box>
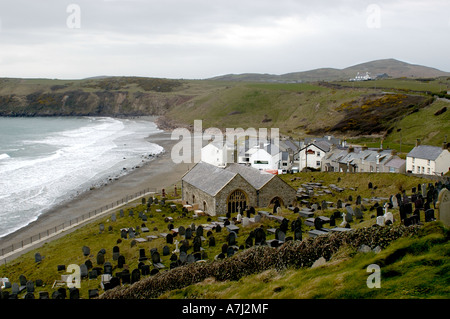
<box><xmin>182</xmin><ymin>162</ymin><xmax>275</xmax><ymax>196</ymax></box>
<box><xmin>182</xmin><ymin>162</ymin><xmax>236</xmax><ymax>196</ymax></box>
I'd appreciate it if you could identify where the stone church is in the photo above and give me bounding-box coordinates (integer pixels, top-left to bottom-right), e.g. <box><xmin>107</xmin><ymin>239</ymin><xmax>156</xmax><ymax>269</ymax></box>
<box><xmin>181</xmin><ymin>161</ymin><xmax>297</xmax><ymax>216</ymax></box>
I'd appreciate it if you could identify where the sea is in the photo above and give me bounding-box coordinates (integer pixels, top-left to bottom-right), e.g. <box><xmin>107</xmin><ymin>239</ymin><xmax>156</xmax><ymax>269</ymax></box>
<box><xmin>0</xmin><ymin>116</ymin><xmax>164</xmax><ymax>238</ymax></box>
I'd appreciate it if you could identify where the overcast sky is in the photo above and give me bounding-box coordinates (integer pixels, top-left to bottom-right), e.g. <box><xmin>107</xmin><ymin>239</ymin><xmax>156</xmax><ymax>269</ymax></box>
<box><xmin>0</xmin><ymin>0</ymin><xmax>448</xmax><ymax>79</ymax></box>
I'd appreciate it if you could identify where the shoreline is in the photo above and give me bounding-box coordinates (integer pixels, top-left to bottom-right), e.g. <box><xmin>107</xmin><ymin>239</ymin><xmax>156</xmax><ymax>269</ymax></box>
<box><xmin>0</xmin><ymin>122</ymin><xmax>191</xmax><ymax>263</ymax></box>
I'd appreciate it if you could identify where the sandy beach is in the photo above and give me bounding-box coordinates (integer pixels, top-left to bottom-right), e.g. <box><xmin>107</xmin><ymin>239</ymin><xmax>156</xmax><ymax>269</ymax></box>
<box><xmin>0</xmin><ymin>123</ymin><xmax>191</xmax><ymax>263</ymax></box>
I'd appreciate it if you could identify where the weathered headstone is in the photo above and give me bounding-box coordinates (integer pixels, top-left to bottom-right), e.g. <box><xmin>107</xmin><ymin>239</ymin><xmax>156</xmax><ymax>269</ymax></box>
<box><xmin>96</xmin><ymin>252</ymin><xmax>105</xmax><ymax>265</ymax></box>
<box><xmin>118</xmin><ymin>255</ymin><xmax>126</xmax><ymax>268</ymax></box>
<box><xmin>111</xmin><ymin>213</ymin><xmax>116</xmax><ymax>222</ymax></box>
<box><xmin>131</xmin><ymin>269</ymin><xmax>140</xmax><ymax>284</ymax></box>
<box><xmin>209</xmin><ymin>236</ymin><xmax>216</xmax><ymax>247</ymax></box>
<box><xmin>254</xmin><ymin>228</ymin><xmax>266</xmax><ymax>245</ymax></box>
<box><xmin>163</xmin><ymin>246</ymin><xmax>170</xmax><ymax>256</ymax></box>
<box><xmin>80</xmin><ymin>264</ymin><xmax>88</xmax><ymax>278</ymax></box>
<box><xmin>437</xmin><ymin>188</ymin><xmax>450</xmax><ymax>227</ymax></box>
<box><xmin>294</xmin><ymin>227</ymin><xmax>302</xmax><ymax>241</ymax></box>
<box><xmin>178</xmin><ymin>226</ymin><xmax>186</xmax><ymax>236</ymax></box>
<box><xmin>185</xmin><ymin>227</ymin><xmax>192</xmax><ymax>239</ymax></box>
<box><xmin>227</xmin><ymin>231</ymin><xmax>237</xmax><ymax>246</ymax></box>
<box><xmin>354</xmin><ymin>207</ymin><xmax>363</xmax><ymax>219</ymax></box>
<box><xmin>82</xmin><ymin>246</ymin><xmax>90</xmax><ymax>257</ymax></box>
<box><xmin>34</xmin><ymin>253</ymin><xmax>42</xmax><ymax>263</ymax></box>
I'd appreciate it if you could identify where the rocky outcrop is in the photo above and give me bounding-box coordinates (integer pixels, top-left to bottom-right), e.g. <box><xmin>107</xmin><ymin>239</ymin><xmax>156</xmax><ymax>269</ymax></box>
<box><xmin>0</xmin><ymin>90</ymin><xmax>194</xmax><ymax>117</ymax></box>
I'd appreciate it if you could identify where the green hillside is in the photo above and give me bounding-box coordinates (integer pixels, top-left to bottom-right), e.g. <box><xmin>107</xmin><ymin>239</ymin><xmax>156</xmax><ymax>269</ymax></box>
<box><xmin>1</xmin><ymin>75</ymin><xmax>449</xmax><ymax>149</ymax></box>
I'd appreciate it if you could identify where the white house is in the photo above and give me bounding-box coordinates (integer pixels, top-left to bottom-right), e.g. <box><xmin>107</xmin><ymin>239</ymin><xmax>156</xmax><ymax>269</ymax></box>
<box><xmin>248</xmin><ymin>143</ymin><xmax>281</xmax><ymax>172</ymax></box>
<box><xmin>406</xmin><ymin>144</ymin><xmax>450</xmax><ymax>176</ymax></box>
<box><xmin>297</xmin><ymin>141</ymin><xmax>331</xmax><ymax>171</ymax></box>
<box><xmin>201</xmin><ymin>140</ymin><xmax>235</xmax><ymax>167</ymax></box>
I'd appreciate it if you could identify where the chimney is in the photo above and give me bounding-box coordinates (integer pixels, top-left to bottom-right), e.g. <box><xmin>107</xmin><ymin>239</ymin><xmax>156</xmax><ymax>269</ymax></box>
<box><xmin>416</xmin><ymin>139</ymin><xmax>421</xmax><ymax>147</ymax></box>
<box><xmin>444</xmin><ymin>142</ymin><xmax>448</xmax><ymax>150</ymax></box>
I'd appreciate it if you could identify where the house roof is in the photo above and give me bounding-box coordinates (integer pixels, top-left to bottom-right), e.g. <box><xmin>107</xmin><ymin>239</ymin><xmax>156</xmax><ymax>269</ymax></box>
<box><xmin>384</xmin><ymin>157</ymin><xmax>406</xmax><ymax>169</ymax></box>
<box><xmin>182</xmin><ymin>161</ymin><xmax>275</xmax><ymax>196</ymax></box>
<box><xmin>300</xmin><ymin>140</ymin><xmax>332</xmax><ymax>153</ymax></box>
<box><xmin>407</xmin><ymin>145</ymin><xmax>445</xmax><ymax>161</ymax></box>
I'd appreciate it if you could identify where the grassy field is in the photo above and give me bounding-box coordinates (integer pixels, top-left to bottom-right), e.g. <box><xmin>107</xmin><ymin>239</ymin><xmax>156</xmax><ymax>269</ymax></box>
<box><xmin>0</xmin><ymin>171</ymin><xmax>444</xmax><ymax>299</ymax></box>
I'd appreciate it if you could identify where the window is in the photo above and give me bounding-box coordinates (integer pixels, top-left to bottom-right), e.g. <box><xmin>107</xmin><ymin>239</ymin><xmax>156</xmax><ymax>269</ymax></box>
<box><xmin>316</xmin><ymin>161</ymin><xmax>321</xmax><ymax>166</ymax></box>
<box><xmin>427</xmin><ymin>167</ymin><xmax>430</xmax><ymax>174</ymax></box>
<box><xmin>412</xmin><ymin>165</ymin><xmax>415</xmax><ymax>171</ymax></box>
<box><xmin>389</xmin><ymin>167</ymin><xmax>395</xmax><ymax>173</ymax></box>
<box><xmin>422</xmin><ymin>166</ymin><xmax>425</xmax><ymax>173</ymax></box>
<box><xmin>427</xmin><ymin>160</ymin><xmax>431</xmax><ymax>166</ymax></box>
<box><xmin>317</xmin><ymin>151</ymin><xmax>321</xmax><ymax>156</ymax></box>
<box><xmin>412</xmin><ymin>158</ymin><xmax>415</xmax><ymax>164</ymax></box>
<box><xmin>254</xmin><ymin>160</ymin><xmax>269</xmax><ymax>165</ymax></box>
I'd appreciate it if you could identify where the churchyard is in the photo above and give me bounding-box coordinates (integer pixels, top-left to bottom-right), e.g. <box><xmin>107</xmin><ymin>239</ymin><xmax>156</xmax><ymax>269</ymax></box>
<box><xmin>0</xmin><ymin>172</ymin><xmax>448</xmax><ymax>299</ymax></box>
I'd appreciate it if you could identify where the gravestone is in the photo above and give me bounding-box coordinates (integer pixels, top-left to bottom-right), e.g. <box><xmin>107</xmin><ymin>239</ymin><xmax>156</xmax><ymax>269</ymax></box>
<box><xmin>337</xmin><ymin>199</ymin><xmax>342</xmax><ymax>208</ymax></box>
<box><xmin>119</xmin><ymin>209</ymin><xmax>124</xmax><ymax>217</ymax></box>
<box><xmin>128</xmin><ymin>228</ymin><xmax>135</xmax><ymax>239</ymax></box>
<box><xmin>104</xmin><ymin>262</ymin><xmax>112</xmax><ymax>275</ymax></box>
<box><xmin>24</xmin><ymin>292</ymin><xmax>35</xmax><ymax>299</ymax></box>
<box><xmin>346</xmin><ymin>206</ymin><xmax>354</xmax><ymax>216</ymax></box>
<box><xmin>99</xmin><ymin>223</ymin><xmax>104</xmax><ymax>232</ymax></box>
<box><xmin>209</xmin><ymin>236</ymin><xmax>216</xmax><ymax>247</ymax></box>
<box><xmin>111</xmin><ymin>213</ymin><xmax>116</xmax><ymax>222</ymax></box>
<box><xmin>196</xmin><ymin>225</ymin><xmax>204</xmax><ymax>237</ymax></box>
<box><xmin>356</xmin><ymin>195</ymin><xmax>362</xmax><ymax>205</ymax></box>
<box><xmin>392</xmin><ymin>195</ymin><xmax>398</xmax><ymax>208</ymax></box>
<box><xmin>376</xmin><ymin>206</ymin><xmax>383</xmax><ymax>217</ymax></box>
<box><xmin>275</xmin><ymin>229</ymin><xmax>286</xmax><ymax>242</ymax></box>
<box><xmin>354</xmin><ymin>207</ymin><xmax>363</xmax><ymax>219</ymax></box>
<box><xmin>437</xmin><ymin>188</ymin><xmax>450</xmax><ymax>227</ymax></box>
<box><xmin>294</xmin><ymin>228</ymin><xmax>302</xmax><ymax>241</ymax></box>
<box><xmin>118</xmin><ymin>255</ymin><xmax>126</xmax><ymax>268</ymax></box>
<box><xmin>166</xmin><ymin>233</ymin><xmax>174</xmax><ymax>244</ymax></box>
<box><xmin>185</xmin><ymin>227</ymin><xmax>192</xmax><ymax>239</ymax></box>
<box><xmin>128</xmin><ymin>210</ymin><xmax>134</xmax><ymax>217</ymax></box>
<box><xmin>69</xmin><ymin>288</ymin><xmax>80</xmax><ymax>299</ymax></box>
<box><xmin>139</xmin><ymin>248</ymin><xmax>147</xmax><ymax>261</ymax></box>
<box><xmin>163</xmin><ymin>246</ymin><xmax>170</xmax><ymax>256</ymax></box>
<box><xmin>345</xmin><ymin>209</ymin><xmax>353</xmax><ymax>223</ymax></box>
<box><xmin>80</xmin><ymin>264</ymin><xmax>88</xmax><ymax>278</ymax></box>
<box><xmin>178</xmin><ymin>226</ymin><xmax>186</xmax><ymax>236</ymax></box>
<box><xmin>85</xmin><ymin>259</ymin><xmax>93</xmax><ymax>269</ymax></box>
<box><xmin>227</xmin><ymin>246</ymin><xmax>235</xmax><ymax>257</ymax></box>
<box><xmin>187</xmin><ymin>254</ymin><xmax>195</xmax><ymax>264</ymax></box>
<box><xmin>368</xmin><ymin>182</ymin><xmax>373</xmax><ymax>189</ymax></box>
<box><xmin>112</xmin><ymin>246</ymin><xmax>120</xmax><ymax>260</ymax></box>
<box><xmin>245</xmin><ymin>235</ymin><xmax>253</xmax><ymax>248</ymax></box>
<box><xmin>425</xmin><ymin>209</ymin><xmax>436</xmax><ymax>222</ymax></box>
<box><xmin>227</xmin><ymin>232</ymin><xmax>237</xmax><ymax>246</ymax></box>
<box><xmin>34</xmin><ymin>253</ymin><xmax>42</xmax><ymax>263</ymax></box>
<box><xmin>254</xmin><ymin>214</ymin><xmax>262</xmax><ymax>223</ymax></box>
<box><xmin>254</xmin><ymin>228</ymin><xmax>266</xmax><ymax>245</ymax></box>
<box><xmin>314</xmin><ymin>217</ymin><xmax>323</xmax><ymax>230</ymax></box>
<box><xmin>179</xmin><ymin>251</ymin><xmax>187</xmax><ymax>264</ymax></box>
<box><xmin>82</xmin><ymin>246</ymin><xmax>90</xmax><ymax>257</ymax></box>
<box><xmin>96</xmin><ymin>252</ymin><xmax>105</xmax><ymax>265</ymax></box>
<box><xmin>39</xmin><ymin>291</ymin><xmax>49</xmax><ymax>299</ymax></box>
<box><xmin>121</xmin><ymin>270</ymin><xmax>131</xmax><ymax>284</ymax></box>
<box><xmin>120</xmin><ymin>229</ymin><xmax>128</xmax><ymax>239</ymax></box>
<box><xmin>215</xmin><ymin>225</ymin><xmax>222</xmax><ymax>233</ymax></box>
<box><xmin>131</xmin><ymin>269</ymin><xmax>140</xmax><ymax>284</ymax></box>
<box><xmin>11</xmin><ymin>283</ymin><xmax>19</xmax><ymax>295</ymax></box>
<box><xmin>26</xmin><ymin>281</ymin><xmax>34</xmax><ymax>293</ymax></box>
<box><xmin>329</xmin><ymin>215</ymin><xmax>336</xmax><ymax>227</ymax></box>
